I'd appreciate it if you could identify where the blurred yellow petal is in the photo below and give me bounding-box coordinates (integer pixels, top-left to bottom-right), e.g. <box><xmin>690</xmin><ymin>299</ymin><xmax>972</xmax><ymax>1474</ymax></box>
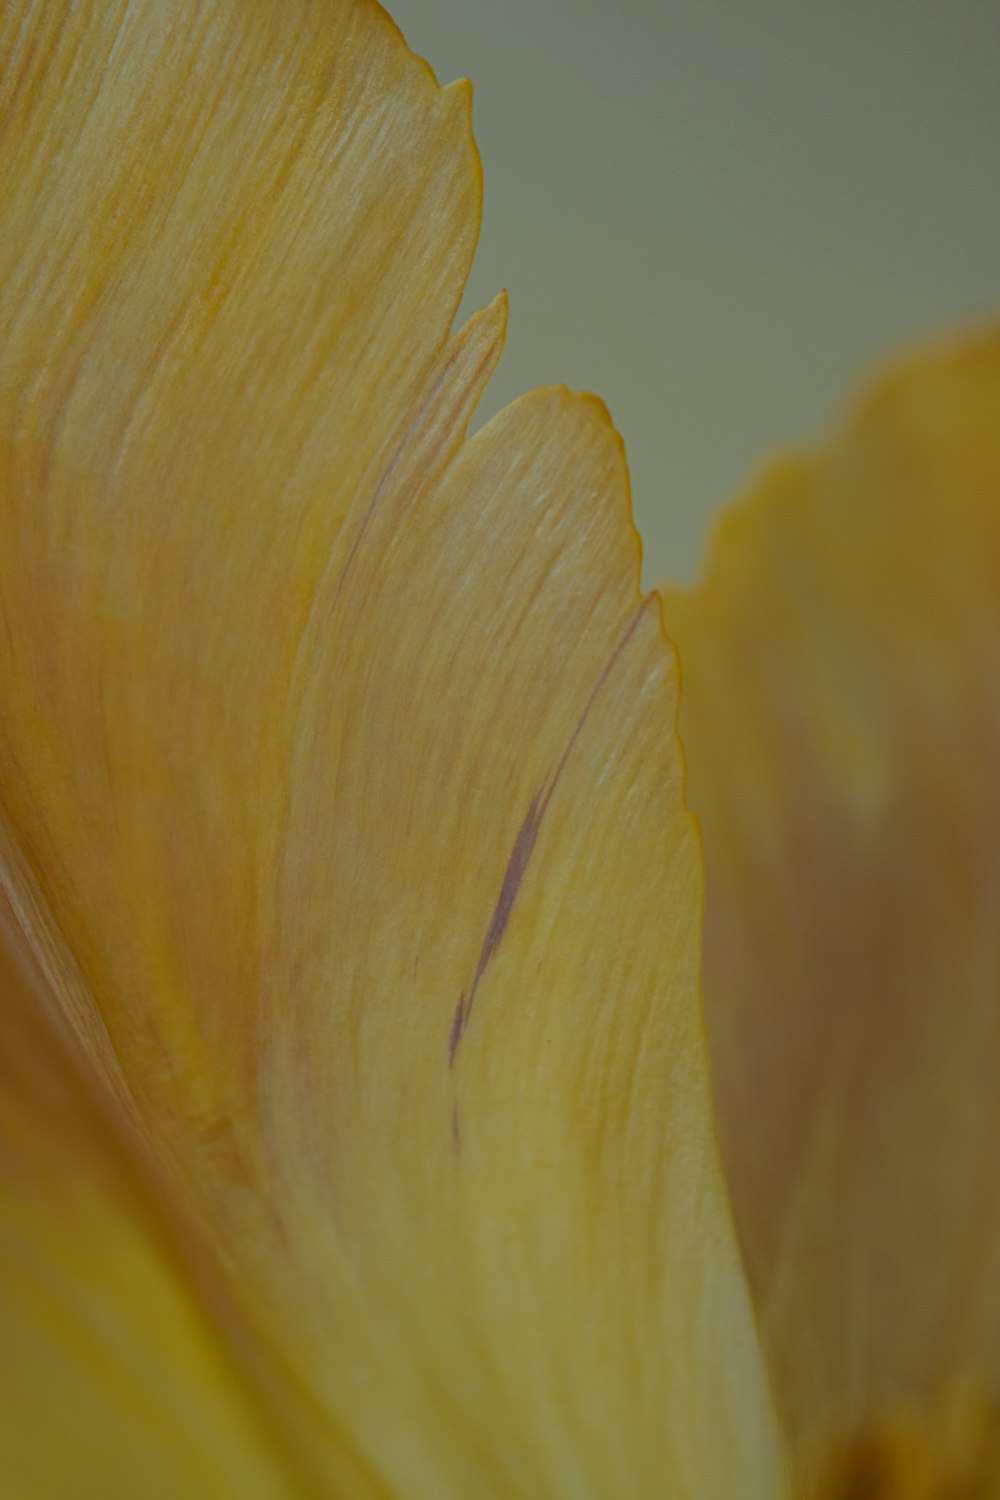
<box><xmin>0</xmin><ymin>908</ymin><xmax>289</xmax><ymax>1495</ymax></box>
<box><xmin>664</xmin><ymin>331</ymin><xmax>1000</xmax><ymax>1483</ymax></box>
<box><xmin>0</xmin><ymin>2</ymin><xmax>784</xmax><ymax>1493</ymax></box>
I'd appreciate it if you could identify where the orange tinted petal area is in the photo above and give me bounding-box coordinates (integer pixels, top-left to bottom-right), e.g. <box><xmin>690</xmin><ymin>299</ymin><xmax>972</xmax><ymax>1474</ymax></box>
<box><xmin>664</xmin><ymin>332</ymin><xmax>1000</xmax><ymax>1484</ymax></box>
<box><xmin>820</xmin><ymin>1385</ymin><xmax>1000</xmax><ymax>1500</ymax></box>
<box><xmin>0</xmin><ymin>2</ymin><xmax>784</xmax><ymax>1493</ymax></box>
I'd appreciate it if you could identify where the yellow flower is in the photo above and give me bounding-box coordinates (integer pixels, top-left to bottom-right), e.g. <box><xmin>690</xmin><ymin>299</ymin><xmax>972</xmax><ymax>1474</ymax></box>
<box><xmin>0</xmin><ymin>3</ymin><xmax>995</xmax><ymax>1496</ymax></box>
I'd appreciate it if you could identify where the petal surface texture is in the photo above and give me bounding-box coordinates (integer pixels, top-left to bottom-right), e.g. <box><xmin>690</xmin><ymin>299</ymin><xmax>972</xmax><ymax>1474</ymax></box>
<box><xmin>0</xmin><ymin>2</ymin><xmax>784</xmax><ymax>1494</ymax></box>
<box><xmin>664</xmin><ymin>333</ymin><xmax>1000</xmax><ymax>1483</ymax></box>
<box><xmin>0</xmin><ymin>910</ymin><xmax>290</xmax><ymax>1495</ymax></box>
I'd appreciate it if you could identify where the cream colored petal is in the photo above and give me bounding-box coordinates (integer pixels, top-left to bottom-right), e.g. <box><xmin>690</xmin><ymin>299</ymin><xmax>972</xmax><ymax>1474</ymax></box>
<box><xmin>0</xmin><ymin>1</ymin><xmax>785</xmax><ymax>1493</ymax></box>
<box><xmin>664</xmin><ymin>331</ymin><xmax>1000</xmax><ymax>1480</ymax></box>
<box><xmin>0</xmin><ymin>907</ymin><xmax>291</xmax><ymax>1495</ymax></box>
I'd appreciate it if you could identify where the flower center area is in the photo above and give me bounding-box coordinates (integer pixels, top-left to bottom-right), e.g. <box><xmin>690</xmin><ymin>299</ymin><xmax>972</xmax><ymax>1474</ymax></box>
<box><xmin>821</xmin><ymin>1390</ymin><xmax>1000</xmax><ymax>1499</ymax></box>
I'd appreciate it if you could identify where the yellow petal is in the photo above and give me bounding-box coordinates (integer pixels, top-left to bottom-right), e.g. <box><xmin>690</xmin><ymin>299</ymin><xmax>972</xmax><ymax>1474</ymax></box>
<box><xmin>664</xmin><ymin>330</ymin><xmax>1000</xmax><ymax>1480</ymax></box>
<box><xmin>0</xmin><ymin>2</ymin><xmax>784</xmax><ymax>1494</ymax></box>
<box><xmin>0</xmin><ymin>907</ymin><xmax>289</xmax><ymax>1495</ymax></box>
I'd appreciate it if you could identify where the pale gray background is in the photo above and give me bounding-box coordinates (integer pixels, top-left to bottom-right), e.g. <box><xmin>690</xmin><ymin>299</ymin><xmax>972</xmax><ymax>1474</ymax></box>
<box><xmin>397</xmin><ymin>1</ymin><xmax>1000</xmax><ymax>584</ymax></box>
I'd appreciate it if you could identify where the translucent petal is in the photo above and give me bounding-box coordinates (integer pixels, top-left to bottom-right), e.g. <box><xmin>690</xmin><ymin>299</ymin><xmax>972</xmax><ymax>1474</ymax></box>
<box><xmin>664</xmin><ymin>331</ymin><xmax>1000</xmax><ymax>1477</ymax></box>
<box><xmin>0</xmin><ymin>2</ymin><xmax>784</xmax><ymax>1493</ymax></box>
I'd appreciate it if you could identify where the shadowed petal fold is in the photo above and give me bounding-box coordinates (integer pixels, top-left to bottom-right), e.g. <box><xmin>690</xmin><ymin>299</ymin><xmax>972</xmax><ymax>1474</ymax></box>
<box><xmin>0</xmin><ymin>2</ymin><xmax>783</xmax><ymax>1494</ymax></box>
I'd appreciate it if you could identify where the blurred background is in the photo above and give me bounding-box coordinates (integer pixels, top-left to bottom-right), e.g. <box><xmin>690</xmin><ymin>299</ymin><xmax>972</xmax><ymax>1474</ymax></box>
<box><xmin>398</xmin><ymin>0</ymin><xmax>1000</xmax><ymax>584</ymax></box>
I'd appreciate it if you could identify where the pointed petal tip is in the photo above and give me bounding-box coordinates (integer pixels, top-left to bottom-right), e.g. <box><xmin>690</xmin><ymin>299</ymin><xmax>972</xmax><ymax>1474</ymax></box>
<box><xmin>0</xmin><ymin>3</ymin><xmax>786</xmax><ymax>1490</ymax></box>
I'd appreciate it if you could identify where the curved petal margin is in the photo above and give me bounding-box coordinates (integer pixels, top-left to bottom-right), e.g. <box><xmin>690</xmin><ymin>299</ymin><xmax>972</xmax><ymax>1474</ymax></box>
<box><xmin>665</xmin><ymin>330</ymin><xmax>1000</xmax><ymax>1485</ymax></box>
<box><xmin>0</xmin><ymin>2</ymin><xmax>784</xmax><ymax>1495</ymax></box>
